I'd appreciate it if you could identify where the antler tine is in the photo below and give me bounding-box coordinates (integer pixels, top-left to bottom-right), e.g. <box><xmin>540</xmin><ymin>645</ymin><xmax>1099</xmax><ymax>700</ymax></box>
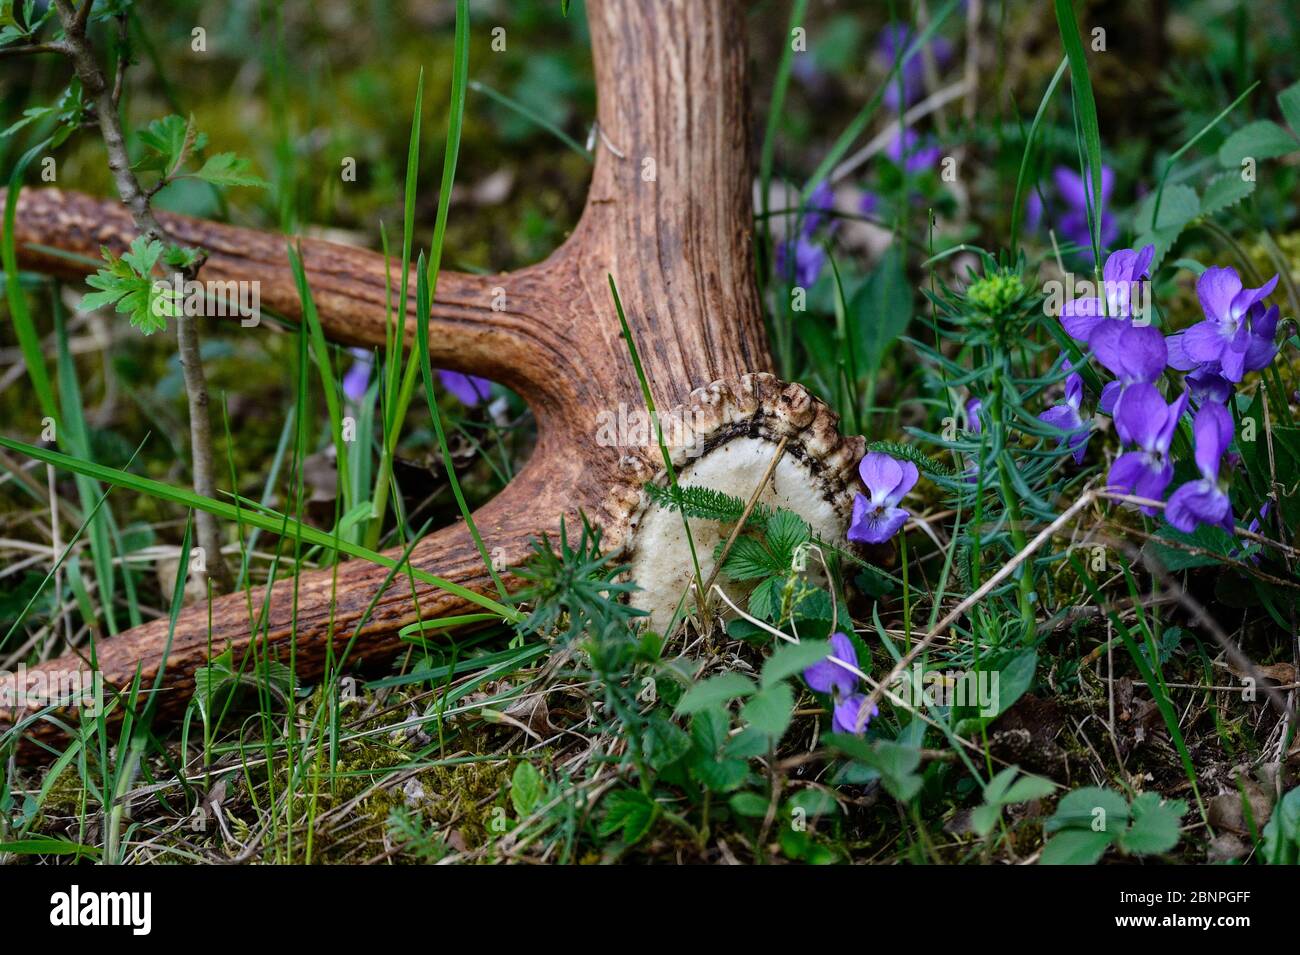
<box><xmin>3</xmin><ymin>186</ymin><xmax>586</xmax><ymax>404</ymax></box>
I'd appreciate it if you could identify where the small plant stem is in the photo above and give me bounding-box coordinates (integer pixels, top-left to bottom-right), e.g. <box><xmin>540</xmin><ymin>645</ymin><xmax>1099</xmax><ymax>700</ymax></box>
<box><xmin>53</xmin><ymin>0</ymin><xmax>232</xmax><ymax>591</ymax></box>
<box><xmin>989</xmin><ymin>369</ymin><xmax>1036</xmax><ymax>639</ymax></box>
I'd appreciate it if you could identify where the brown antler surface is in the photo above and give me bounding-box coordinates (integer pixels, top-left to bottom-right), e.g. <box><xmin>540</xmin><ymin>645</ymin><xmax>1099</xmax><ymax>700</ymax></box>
<box><xmin>2</xmin><ymin>0</ymin><xmax>863</xmax><ymax>743</ymax></box>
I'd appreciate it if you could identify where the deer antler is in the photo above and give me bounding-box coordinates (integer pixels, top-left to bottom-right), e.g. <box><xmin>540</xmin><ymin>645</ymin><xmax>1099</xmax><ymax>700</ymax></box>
<box><xmin>2</xmin><ymin>0</ymin><xmax>864</xmax><ymax>744</ymax></box>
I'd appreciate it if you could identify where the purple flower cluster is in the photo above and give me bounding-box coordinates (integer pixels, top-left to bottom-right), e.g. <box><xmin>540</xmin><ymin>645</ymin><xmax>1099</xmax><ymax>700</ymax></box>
<box><xmin>1038</xmin><ymin>359</ymin><xmax>1091</xmax><ymax>464</ymax></box>
<box><xmin>1026</xmin><ymin>165</ymin><xmax>1119</xmax><ymax>257</ymax></box>
<box><xmin>776</xmin><ymin>181</ymin><xmax>834</xmax><ymax>288</ymax></box>
<box><xmin>1048</xmin><ymin>243</ymin><xmax>1283</xmax><ymax>535</ymax></box>
<box><xmin>1167</xmin><ymin>268</ymin><xmax>1280</xmax><ymax>385</ymax></box>
<box><xmin>1165</xmin><ymin>402</ymin><xmax>1234</xmax><ymax>534</ymax></box>
<box><xmin>877</xmin><ymin>24</ymin><xmax>953</xmax><ymax>111</ymax></box>
<box><xmin>803</xmin><ymin>631</ymin><xmax>878</xmax><ymax>734</ymax></box>
<box><xmin>886</xmin><ymin>129</ymin><xmax>941</xmax><ymax>175</ymax></box>
<box><xmin>847</xmin><ymin>451</ymin><xmax>919</xmax><ymax>545</ymax></box>
<box><xmin>342</xmin><ymin>349</ymin><xmax>491</xmax><ymax>408</ymax></box>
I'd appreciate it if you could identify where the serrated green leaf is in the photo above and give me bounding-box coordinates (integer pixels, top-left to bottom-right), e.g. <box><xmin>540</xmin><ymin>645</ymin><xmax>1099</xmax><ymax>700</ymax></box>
<box><xmin>1134</xmin><ymin>184</ymin><xmax>1199</xmax><ymax>233</ymax></box>
<box><xmin>598</xmin><ymin>789</ymin><xmax>656</xmax><ymax>844</ymax></box>
<box><xmin>642</xmin><ymin>714</ymin><xmax>692</xmax><ymax>770</ymax></box>
<box><xmin>136</xmin><ymin>114</ymin><xmax>208</xmax><ymax>175</ymax></box>
<box><xmin>765</xmin><ymin>509</ymin><xmax>810</xmax><ymax>566</ymax></box>
<box><xmin>1218</xmin><ymin>120</ymin><xmax>1298</xmax><ymax>167</ymax></box>
<box><xmin>721</xmin><ymin>535</ymin><xmax>780</xmax><ymax>581</ymax></box>
<box><xmin>1199</xmin><ymin>172</ymin><xmax>1255</xmax><ymax>218</ymax></box>
<box><xmin>691</xmin><ymin>756</ymin><xmax>748</xmax><ymax>792</ymax></box>
<box><xmin>748</xmin><ymin>575</ymin><xmax>784</xmax><ymax>622</ymax></box>
<box><xmin>675</xmin><ymin>672</ymin><xmax>757</xmax><ymax>714</ymax></box>
<box><xmin>191</xmin><ymin>151</ymin><xmax>269</xmax><ymax>188</ymax></box>
<box><xmin>723</xmin><ymin>726</ymin><xmax>771</xmax><ymax>759</ymax></box>
<box><xmin>689</xmin><ymin>706</ymin><xmax>729</xmax><ymax>755</ymax></box>
<box><xmin>1118</xmin><ymin>792</ymin><xmax>1185</xmax><ymax>856</ymax></box>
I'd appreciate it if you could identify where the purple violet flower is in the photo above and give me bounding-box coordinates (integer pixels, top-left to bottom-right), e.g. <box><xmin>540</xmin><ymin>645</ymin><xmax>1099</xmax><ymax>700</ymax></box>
<box><xmin>859</xmin><ymin>190</ymin><xmax>880</xmax><ymax>217</ymax></box>
<box><xmin>1165</xmin><ymin>401</ymin><xmax>1235</xmax><ymax>535</ymax></box>
<box><xmin>886</xmin><ymin>129</ymin><xmax>941</xmax><ymax>175</ymax></box>
<box><xmin>1059</xmin><ymin>244</ymin><xmax>1155</xmax><ymax>344</ymax></box>
<box><xmin>342</xmin><ymin>348</ymin><xmax>372</xmax><ymax>402</ymax></box>
<box><xmin>1185</xmin><ymin>366</ymin><xmax>1234</xmax><ymax>406</ymax></box>
<box><xmin>776</xmin><ymin>236</ymin><xmax>826</xmax><ymax>288</ymax></box>
<box><xmin>1107</xmin><ymin>383</ymin><xmax>1189</xmax><ymax>515</ymax></box>
<box><xmin>1090</xmin><ymin>320</ymin><xmax>1167</xmax><ymax>414</ymax></box>
<box><xmin>802</xmin><ymin>181</ymin><xmax>835</xmax><ymax>236</ymax></box>
<box><xmin>1052</xmin><ymin>165</ymin><xmax>1118</xmax><ymax>254</ymax></box>
<box><xmin>964</xmin><ymin>396</ymin><xmax>983</xmax><ymax>435</ymax></box>
<box><xmin>802</xmin><ymin>631</ymin><xmax>878</xmax><ymax>734</ymax></box>
<box><xmin>1024</xmin><ymin>190</ymin><xmax>1044</xmax><ymax>233</ymax></box>
<box><xmin>878</xmin><ymin>24</ymin><xmax>953</xmax><ymax>111</ymax></box>
<box><xmin>1178</xmin><ymin>267</ymin><xmax>1280</xmax><ymax>382</ymax></box>
<box><xmin>847</xmin><ymin>451</ymin><xmax>919</xmax><ymax>544</ymax></box>
<box><xmin>438</xmin><ymin>369</ymin><xmax>492</xmax><ymax>407</ymax></box>
<box><xmin>1039</xmin><ymin>359</ymin><xmax>1091</xmax><ymax>464</ymax></box>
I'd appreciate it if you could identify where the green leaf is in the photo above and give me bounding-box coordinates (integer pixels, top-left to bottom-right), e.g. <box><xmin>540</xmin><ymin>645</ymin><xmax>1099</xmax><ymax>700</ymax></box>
<box><xmin>787</xmin><ymin>787</ymin><xmax>840</xmax><ymax>817</ymax></box>
<box><xmin>982</xmin><ymin>766</ymin><xmax>1021</xmax><ymax>806</ymax></box>
<box><xmin>765</xmin><ymin>509</ymin><xmax>810</xmax><ymax>566</ymax></box>
<box><xmin>827</xmin><ymin>734</ymin><xmax>924</xmax><ymax>802</ymax></box>
<box><xmin>728</xmin><ymin>791</ymin><xmax>770</xmax><ymax>818</ymax></box>
<box><xmin>760</xmin><ymin>638</ymin><xmax>831</xmax><ymax>689</ymax></box>
<box><xmin>1053</xmin><ymin>0</ymin><xmax>1105</xmax><ymax>259</ymax></box>
<box><xmin>0</xmin><ymin>837</ymin><xmax>100</xmax><ymax>858</ymax></box>
<box><xmin>191</xmin><ymin>151</ymin><xmax>270</xmax><ymax>189</ymax></box>
<box><xmin>691</xmin><ymin>755</ymin><xmax>748</xmax><ymax>792</ymax></box>
<box><xmin>675</xmin><ymin>672</ymin><xmax>757</xmax><ymax>714</ymax></box>
<box><xmin>723</xmin><ymin>726</ymin><xmax>771</xmax><ymax>759</ymax></box>
<box><xmin>721</xmin><ymin>535</ymin><xmax>781</xmax><ymax>581</ymax></box>
<box><xmin>1199</xmin><ymin>172</ymin><xmax>1256</xmax><ymax>218</ymax></box>
<box><xmin>1279</xmin><ymin>81</ymin><xmax>1300</xmax><ymax>138</ymax></box>
<box><xmin>1118</xmin><ymin>792</ymin><xmax>1185</xmax><ymax>856</ymax></box>
<box><xmin>135</xmin><ymin>113</ymin><xmax>207</xmax><ymax>175</ymax></box>
<box><xmin>1002</xmin><ymin>774</ymin><xmax>1057</xmax><ymax>806</ymax></box>
<box><xmin>969</xmin><ymin>805</ymin><xmax>1004</xmax><ymax>838</ymax></box>
<box><xmin>1040</xmin><ymin>828</ymin><xmax>1113</xmax><ymax>865</ymax></box>
<box><xmin>747</xmin><ymin>575</ymin><xmax>785</xmax><ymax>622</ymax></box>
<box><xmin>739</xmin><ymin>683</ymin><xmax>794</xmax><ymax>739</ymax></box>
<box><xmin>598</xmin><ymin>789</ymin><xmax>657</xmax><ymax>844</ymax></box>
<box><xmin>1217</xmin><ymin>120</ymin><xmax>1298</xmax><ymax>167</ymax></box>
<box><xmin>689</xmin><ymin>706</ymin><xmax>729</xmax><ymax>755</ymax></box>
<box><xmin>992</xmin><ymin>649</ymin><xmax>1036</xmax><ymax>718</ymax></box>
<box><xmin>78</xmin><ymin>237</ymin><xmax>176</xmax><ymax>334</ymax></box>
<box><xmin>850</xmin><ymin>244</ymin><xmax>912</xmax><ymax>372</ymax></box>
<box><xmin>1261</xmin><ymin>786</ymin><xmax>1300</xmax><ymax>865</ymax></box>
<box><xmin>1046</xmin><ymin>786</ymin><xmax>1129</xmax><ymax>833</ymax></box>
<box><xmin>1134</xmin><ymin>184</ymin><xmax>1199</xmax><ymax>233</ymax></box>
<box><xmin>510</xmin><ymin>761</ymin><xmax>543</xmax><ymax>817</ymax></box>
<box><xmin>1143</xmin><ymin>522</ymin><xmax>1236</xmax><ymax>572</ymax></box>
<box><xmin>642</xmin><ymin>715</ymin><xmax>692</xmax><ymax>770</ymax></box>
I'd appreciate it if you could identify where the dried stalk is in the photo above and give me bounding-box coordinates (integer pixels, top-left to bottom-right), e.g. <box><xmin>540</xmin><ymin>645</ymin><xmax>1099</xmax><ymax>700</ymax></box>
<box><xmin>50</xmin><ymin>0</ymin><xmax>233</xmax><ymax>592</ymax></box>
